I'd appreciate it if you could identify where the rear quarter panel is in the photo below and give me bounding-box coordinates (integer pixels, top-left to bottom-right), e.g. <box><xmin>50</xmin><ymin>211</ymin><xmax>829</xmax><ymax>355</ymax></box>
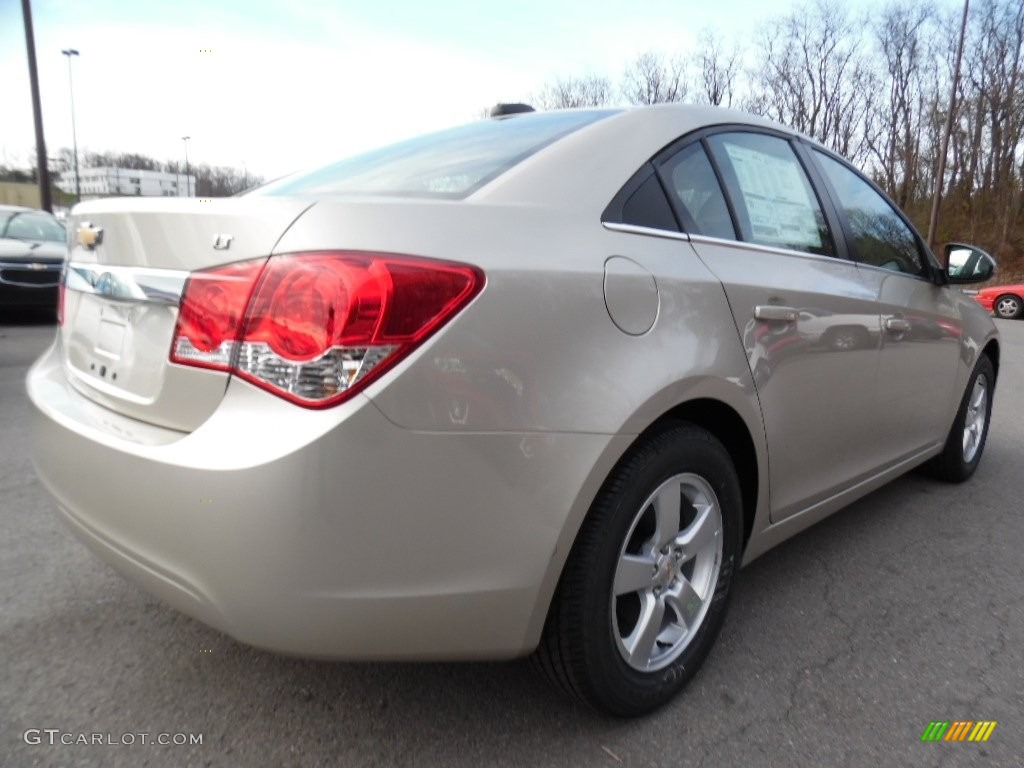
<box><xmin>272</xmin><ymin>200</ymin><xmax>770</xmax><ymax>647</ymax></box>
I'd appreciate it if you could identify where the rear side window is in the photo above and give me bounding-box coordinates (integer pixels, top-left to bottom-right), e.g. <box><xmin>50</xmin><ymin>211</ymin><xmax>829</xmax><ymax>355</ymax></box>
<box><xmin>602</xmin><ymin>165</ymin><xmax>680</xmax><ymax>231</ymax></box>
<box><xmin>659</xmin><ymin>143</ymin><xmax>735</xmax><ymax>240</ymax></box>
<box><xmin>813</xmin><ymin>151</ymin><xmax>926</xmax><ymax>276</ymax></box>
<box><xmin>620</xmin><ymin>174</ymin><xmax>678</xmax><ymax>231</ymax></box>
<box><xmin>256</xmin><ymin>110</ymin><xmax>617</xmax><ymax>199</ymax></box>
<box><xmin>708</xmin><ymin>133</ymin><xmax>834</xmax><ymax>256</ymax></box>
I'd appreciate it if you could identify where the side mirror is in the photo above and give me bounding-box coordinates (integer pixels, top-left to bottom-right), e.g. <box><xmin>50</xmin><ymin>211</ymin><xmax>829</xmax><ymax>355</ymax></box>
<box><xmin>944</xmin><ymin>243</ymin><xmax>996</xmax><ymax>284</ymax></box>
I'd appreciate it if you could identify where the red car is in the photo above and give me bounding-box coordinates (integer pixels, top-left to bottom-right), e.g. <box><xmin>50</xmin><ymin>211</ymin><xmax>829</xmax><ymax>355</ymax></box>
<box><xmin>971</xmin><ymin>284</ymin><xmax>1024</xmax><ymax>319</ymax></box>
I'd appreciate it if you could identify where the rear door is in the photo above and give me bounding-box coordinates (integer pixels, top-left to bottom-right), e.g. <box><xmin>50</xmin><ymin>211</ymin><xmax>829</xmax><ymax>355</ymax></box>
<box><xmin>656</xmin><ymin>131</ymin><xmax>883</xmax><ymax>522</ymax></box>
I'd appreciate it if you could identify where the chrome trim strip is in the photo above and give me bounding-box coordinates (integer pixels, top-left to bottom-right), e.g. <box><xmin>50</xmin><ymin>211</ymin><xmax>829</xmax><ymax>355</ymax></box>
<box><xmin>601</xmin><ymin>222</ymin><xmax>692</xmax><ymax>242</ymax></box>
<box><xmin>851</xmin><ymin>259</ymin><xmax>935</xmax><ymax>284</ymax></box>
<box><xmin>687</xmin><ymin>234</ymin><xmax>852</xmax><ymax>266</ymax></box>
<box><xmin>688</xmin><ymin>233</ymin><xmax>935</xmax><ymax>281</ymax></box>
<box><xmin>64</xmin><ymin>262</ymin><xmax>189</xmax><ymax>306</ymax></box>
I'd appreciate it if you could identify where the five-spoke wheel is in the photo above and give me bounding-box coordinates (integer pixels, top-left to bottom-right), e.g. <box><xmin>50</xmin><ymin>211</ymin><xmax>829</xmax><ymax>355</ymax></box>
<box><xmin>961</xmin><ymin>374</ymin><xmax>989</xmax><ymax>463</ymax></box>
<box><xmin>535</xmin><ymin>423</ymin><xmax>741</xmax><ymax>716</ymax></box>
<box><xmin>612</xmin><ymin>474</ymin><xmax>723</xmax><ymax>672</ymax></box>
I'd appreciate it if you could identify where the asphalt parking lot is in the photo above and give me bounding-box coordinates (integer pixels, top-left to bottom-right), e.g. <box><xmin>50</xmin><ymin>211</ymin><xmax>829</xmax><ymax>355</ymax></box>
<box><xmin>1</xmin><ymin>315</ymin><xmax>1022</xmax><ymax>768</ymax></box>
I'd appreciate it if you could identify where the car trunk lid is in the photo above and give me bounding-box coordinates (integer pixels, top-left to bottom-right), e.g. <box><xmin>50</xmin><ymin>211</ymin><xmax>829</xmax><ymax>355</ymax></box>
<box><xmin>60</xmin><ymin>197</ymin><xmax>311</xmax><ymax>432</ymax></box>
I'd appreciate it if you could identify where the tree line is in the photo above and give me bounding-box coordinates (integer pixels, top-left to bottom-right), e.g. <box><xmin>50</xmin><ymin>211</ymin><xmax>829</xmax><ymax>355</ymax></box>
<box><xmin>45</xmin><ymin>147</ymin><xmax>262</xmax><ymax>198</ymax></box>
<box><xmin>5</xmin><ymin>0</ymin><xmax>1021</xmax><ymax>275</ymax></box>
<box><xmin>531</xmin><ymin>0</ymin><xmax>1024</xmax><ymax>277</ymax></box>
<box><xmin>1</xmin><ymin>149</ymin><xmax>259</xmax><ymax>198</ymax></box>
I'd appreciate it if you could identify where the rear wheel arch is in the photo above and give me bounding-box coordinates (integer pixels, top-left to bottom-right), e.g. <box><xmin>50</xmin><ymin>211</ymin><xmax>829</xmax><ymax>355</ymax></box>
<box><xmin>982</xmin><ymin>339</ymin><xmax>999</xmax><ymax>380</ymax></box>
<box><xmin>529</xmin><ymin>397</ymin><xmax>760</xmax><ymax>637</ymax></box>
<box><xmin>523</xmin><ymin>393</ymin><xmax>763</xmax><ymax>661</ymax></box>
<box><xmin>641</xmin><ymin>400</ymin><xmax>759</xmax><ymax>553</ymax></box>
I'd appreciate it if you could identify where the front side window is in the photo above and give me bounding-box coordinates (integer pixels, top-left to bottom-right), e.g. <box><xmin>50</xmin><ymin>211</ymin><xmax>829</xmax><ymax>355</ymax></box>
<box><xmin>708</xmin><ymin>133</ymin><xmax>834</xmax><ymax>256</ymax></box>
<box><xmin>659</xmin><ymin>143</ymin><xmax>735</xmax><ymax>240</ymax></box>
<box><xmin>814</xmin><ymin>151</ymin><xmax>925</xmax><ymax>276</ymax></box>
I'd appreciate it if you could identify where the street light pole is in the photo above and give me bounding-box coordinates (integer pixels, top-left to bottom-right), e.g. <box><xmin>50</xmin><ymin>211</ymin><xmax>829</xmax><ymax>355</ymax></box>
<box><xmin>61</xmin><ymin>48</ymin><xmax>81</xmax><ymax>202</ymax></box>
<box><xmin>181</xmin><ymin>136</ymin><xmax>191</xmax><ymax>197</ymax></box>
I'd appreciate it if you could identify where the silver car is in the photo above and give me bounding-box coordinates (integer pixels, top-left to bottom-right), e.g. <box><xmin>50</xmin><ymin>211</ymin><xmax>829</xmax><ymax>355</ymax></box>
<box><xmin>27</xmin><ymin>105</ymin><xmax>999</xmax><ymax>716</ymax></box>
<box><xmin>0</xmin><ymin>205</ymin><xmax>66</xmax><ymax>312</ymax></box>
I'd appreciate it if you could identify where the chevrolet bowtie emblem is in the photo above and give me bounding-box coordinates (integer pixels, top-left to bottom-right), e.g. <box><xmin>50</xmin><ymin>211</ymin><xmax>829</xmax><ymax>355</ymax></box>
<box><xmin>77</xmin><ymin>222</ymin><xmax>103</xmax><ymax>249</ymax></box>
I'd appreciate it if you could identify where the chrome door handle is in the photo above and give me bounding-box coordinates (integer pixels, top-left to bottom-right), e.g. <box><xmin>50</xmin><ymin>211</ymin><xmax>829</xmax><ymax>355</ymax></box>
<box><xmin>884</xmin><ymin>317</ymin><xmax>912</xmax><ymax>333</ymax></box>
<box><xmin>754</xmin><ymin>305</ymin><xmax>799</xmax><ymax>323</ymax></box>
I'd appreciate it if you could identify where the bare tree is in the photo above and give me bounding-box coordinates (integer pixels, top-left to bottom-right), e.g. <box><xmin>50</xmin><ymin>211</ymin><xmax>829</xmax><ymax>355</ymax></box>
<box><xmin>84</xmin><ymin>151</ymin><xmax>160</xmax><ymax>171</ymax></box>
<box><xmin>163</xmin><ymin>161</ymin><xmax>259</xmax><ymax>196</ymax></box>
<box><xmin>534</xmin><ymin>76</ymin><xmax>613</xmax><ymax>109</ymax></box>
<box><xmin>621</xmin><ymin>51</ymin><xmax>687</xmax><ymax>105</ymax></box>
<box><xmin>865</xmin><ymin>1</ymin><xmax>937</xmax><ymax>207</ymax></box>
<box><xmin>746</xmin><ymin>0</ymin><xmax>874</xmax><ymax>162</ymax></box>
<box><xmin>935</xmin><ymin>0</ymin><xmax>1024</xmax><ymax>243</ymax></box>
<box><xmin>692</xmin><ymin>29</ymin><xmax>741</xmax><ymax>107</ymax></box>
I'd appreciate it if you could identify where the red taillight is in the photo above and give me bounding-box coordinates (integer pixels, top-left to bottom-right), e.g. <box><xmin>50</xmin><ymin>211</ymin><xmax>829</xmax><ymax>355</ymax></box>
<box><xmin>170</xmin><ymin>259</ymin><xmax>268</xmax><ymax>370</ymax></box>
<box><xmin>171</xmin><ymin>252</ymin><xmax>483</xmax><ymax>407</ymax></box>
<box><xmin>57</xmin><ymin>281</ymin><xmax>65</xmax><ymax>326</ymax></box>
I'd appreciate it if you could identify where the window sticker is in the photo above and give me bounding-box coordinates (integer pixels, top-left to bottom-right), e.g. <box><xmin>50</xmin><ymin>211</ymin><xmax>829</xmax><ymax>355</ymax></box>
<box><xmin>723</xmin><ymin>143</ymin><xmax>823</xmax><ymax>250</ymax></box>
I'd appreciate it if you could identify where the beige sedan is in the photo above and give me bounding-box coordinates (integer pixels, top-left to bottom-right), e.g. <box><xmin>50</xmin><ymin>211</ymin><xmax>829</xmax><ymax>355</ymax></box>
<box><xmin>28</xmin><ymin>105</ymin><xmax>999</xmax><ymax>716</ymax></box>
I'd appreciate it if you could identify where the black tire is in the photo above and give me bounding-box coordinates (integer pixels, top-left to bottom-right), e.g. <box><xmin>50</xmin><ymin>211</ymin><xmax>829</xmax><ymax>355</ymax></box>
<box><xmin>993</xmin><ymin>294</ymin><xmax>1023</xmax><ymax>320</ymax></box>
<box><xmin>923</xmin><ymin>355</ymin><xmax>995</xmax><ymax>482</ymax></box>
<box><xmin>535</xmin><ymin>422</ymin><xmax>742</xmax><ymax>716</ymax></box>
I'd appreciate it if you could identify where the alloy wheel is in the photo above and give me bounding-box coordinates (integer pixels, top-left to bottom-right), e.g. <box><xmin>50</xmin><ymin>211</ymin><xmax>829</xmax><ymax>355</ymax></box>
<box><xmin>995</xmin><ymin>296</ymin><xmax>1021</xmax><ymax>319</ymax></box>
<box><xmin>611</xmin><ymin>473</ymin><xmax>723</xmax><ymax>672</ymax></box>
<box><xmin>962</xmin><ymin>373</ymin><xmax>988</xmax><ymax>463</ymax></box>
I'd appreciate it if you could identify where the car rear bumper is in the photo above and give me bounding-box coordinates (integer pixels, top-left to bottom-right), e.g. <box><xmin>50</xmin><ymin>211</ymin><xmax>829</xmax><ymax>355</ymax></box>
<box><xmin>27</xmin><ymin>339</ymin><xmax>616</xmax><ymax>659</ymax></box>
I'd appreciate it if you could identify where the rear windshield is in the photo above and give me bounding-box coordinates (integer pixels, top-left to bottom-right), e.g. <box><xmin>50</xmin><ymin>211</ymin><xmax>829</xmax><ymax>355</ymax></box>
<box><xmin>256</xmin><ymin>110</ymin><xmax>616</xmax><ymax>199</ymax></box>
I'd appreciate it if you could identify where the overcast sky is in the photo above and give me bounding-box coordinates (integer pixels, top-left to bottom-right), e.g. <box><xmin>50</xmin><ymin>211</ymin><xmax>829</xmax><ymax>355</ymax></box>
<box><xmin>3</xmin><ymin>0</ymin><xmax>878</xmax><ymax>180</ymax></box>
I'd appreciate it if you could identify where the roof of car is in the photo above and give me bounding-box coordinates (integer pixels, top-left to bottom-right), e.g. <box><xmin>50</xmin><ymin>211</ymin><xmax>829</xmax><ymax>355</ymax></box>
<box><xmin>478</xmin><ymin>103</ymin><xmax>817</xmax><ymax>208</ymax></box>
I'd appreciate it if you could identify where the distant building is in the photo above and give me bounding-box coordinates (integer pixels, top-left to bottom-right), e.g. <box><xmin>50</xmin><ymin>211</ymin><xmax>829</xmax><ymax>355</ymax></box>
<box><xmin>57</xmin><ymin>167</ymin><xmax>196</xmax><ymax>199</ymax></box>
